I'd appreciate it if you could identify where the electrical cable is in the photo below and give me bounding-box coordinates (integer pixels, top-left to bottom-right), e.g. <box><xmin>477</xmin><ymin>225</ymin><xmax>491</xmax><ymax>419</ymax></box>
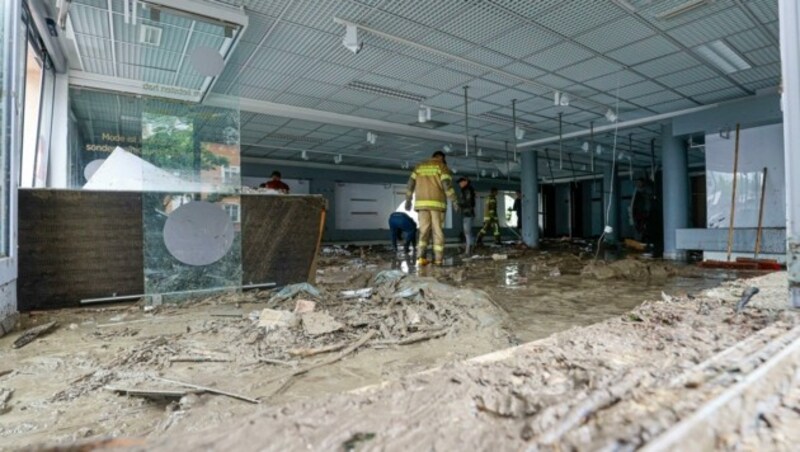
<box><xmin>594</xmin><ymin>79</ymin><xmax>622</xmax><ymax>261</ymax></box>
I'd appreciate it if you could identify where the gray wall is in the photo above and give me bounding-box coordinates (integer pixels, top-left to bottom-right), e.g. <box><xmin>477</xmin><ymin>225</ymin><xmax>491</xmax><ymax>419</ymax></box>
<box><xmin>244</xmin><ymin>161</ymin><xmax>520</xmax><ymax>243</ymax></box>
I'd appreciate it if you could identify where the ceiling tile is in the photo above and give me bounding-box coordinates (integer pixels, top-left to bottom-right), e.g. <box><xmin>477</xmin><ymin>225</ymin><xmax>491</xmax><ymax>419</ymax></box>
<box><xmin>536</xmin><ymin>1</ymin><xmax>626</xmax><ymax>37</ymax></box>
<box><xmin>524</xmin><ymin>42</ymin><xmax>594</xmax><ymax>71</ymax></box>
<box><xmin>574</xmin><ymin>16</ymin><xmax>655</xmax><ymax>53</ymax></box>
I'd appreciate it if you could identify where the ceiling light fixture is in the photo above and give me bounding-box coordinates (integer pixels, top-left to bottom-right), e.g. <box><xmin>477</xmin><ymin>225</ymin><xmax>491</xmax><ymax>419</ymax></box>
<box><xmin>417</xmin><ymin>105</ymin><xmax>431</xmax><ymax>123</ymax></box>
<box><xmin>366</xmin><ymin>131</ymin><xmax>377</xmax><ymax>145</ymax></box>
<box><xmin>341</xmin><ymin>23</ymin><xmax>363</xmax><ymax>54</ymax></box>
<box><xmin>345</xmin><ymin>81</ymin><xmax>426</xmax><ymax>103</ymax></box>
<box><xmin>694</xmin><ymin>40</ymin><xmax>751</xmax><ymax>74</ymax></box>
<box><xmin>605</xmin><ymin>109</ymin><xmax>618</xmax><ymax>123</ymax></box>
<box><xmin>581</xmin><ymin>142</ymin><xmax>589</xmax><ymax>152</ymax></box>
<box><xmin>301</xmin><ymin>150</ymin><xmax>309</xmax><ymax>161</ymax></box>
<box><xmin>443</xmin><ymin>144</ymin><xmax>453</xmax><ymax>154</ymax></box>
<box><xmin>334</xmin><ymin>154</ymin><xmax>343</xmax><ymax>164</ymax></box>
<box><xmin>515</xmin><ymin>126</ymin><xmax>525</xmax><ymax>141</ymax></box>
<box><xmin>656</xmin><ymin>0</ymin><xmax>714</xmax><ymax>21</ymax></box>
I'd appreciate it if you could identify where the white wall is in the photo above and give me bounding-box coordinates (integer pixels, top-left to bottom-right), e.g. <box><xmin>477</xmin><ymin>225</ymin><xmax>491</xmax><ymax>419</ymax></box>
<box><xmin>335</xmin><ymin>182</ymin><xmax>453</xmax><ymax>230</ymax></box>
<box><xmin>705</xmin><ymin>123</ymin><xmax>785</xmax><ymax>229</ymax></box>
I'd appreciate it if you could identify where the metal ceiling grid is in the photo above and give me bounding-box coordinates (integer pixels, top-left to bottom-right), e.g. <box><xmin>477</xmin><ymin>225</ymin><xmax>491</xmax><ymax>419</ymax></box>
<box><xmin>239</xmin><ymin>15</ymin><xmax>275</xmax><ymax>44</ymax></box>
<box><xmin>364</xmin><ymin>96</ymin><xmax>413</xmax><ymax>113</ymax></box>
<box><xmin>484</xmin><ymin>25</ymin><xmax>562</xmax><ymax>59</ymax></box>
<box><xmin>75</xmin><ymin>34</ymin><xmax>112</xmax><ymax>61</ymax></box>
<box><xmin>478</xmin><ymin>88</ymin><xmax>534</xmax><ymax>107</ymax></box>
<box><xmin>667</xmin><ymin>7</ymin><xmax>755</xmax><ymax>48</ymax></box>
<box><xmin>657</xmin><ymin>66</ymin><xmax>719</xmax><ymax>87</ymax></box>
<box><xmin>633</xmin><ymin>0</ymin><xmax>737</xmax><ymax>30</ymax></box>
<box><xmin>424</xmin><ymin>92</ymin><xmax>465</xmax><ymax>110</ymax></box>
<box><xmin>532</xmin><ymin>73</ymin><xmax>576</xmax><ymax>90</ymax></box>
<box><xmin>264</xmin><ymin>22</ymin><xmax>342</xmax><ymax>61</ymax></box>
<box><xmin>745</xmin><ymin>45</ymin><xmax>781</xmax><ymax>66</ymax></box>
<box><xmin>369</xmin><ymin>54</ymin><xmax>440</xmax><ymax>81</ymax></box>
<box><xmin>648</xmin><ymin>98</ymin><xmax>700</xmax><ymax>113</ymax></box>
<box><xmin>396</xmin><ymin>83</ymin><xmax>439</xmax><ymax>99</ymax></box>
<box><xmin>677</xmin><ymin>78</ymin><xmax>741</xmax><ymax>100</ymax></box>
<box><xmin>315</xmin><ymin>100</ymin><xmax>359</xmax><ymax>114</ymax></box>
<box><xmin>583</xmin><ymin>70</ymin><xmax>645</xmax><ymax>92</ymax></box>
<box><xmin>523</xmin><ymin>41</ymin><xmax>595</xmax><ymax>71</ymax></box>
<box><xmin>606</xmin><ymin>36</ymin><xmax>681</xmax><ymax>67</ymax></box>
<box><xmin>375</xmin><ymin>1</ymin><xmax>468</xmax><ymax>31</ymax></box>
<box><xmin>499</xmin><ymin>0</ymin><xmax>572</xmax><ymax>21</ymax></box>
<box><xmin>349</xmin><ymin>106</ymin><xmax>394</xmax><ymax>120</ymax></box>
<box><xmin>726</xmin><ymin>28</ymin><xmax>774</xmax><ymax>53</ymax></box>
<box><xmin>631</xmin><ymin>90</ymin><xmax>685</xmax><ymax>106</ymax></box>
<box><xmin>574</xmin><ymin>15</ymin><xmax>656</xmax><ymax>53</ymax></box>
<box><xmin>438</xmin><ymin>3</ymin><xmax>520</xmax><ymax>46</ymax></box>
<box><xmin>558</xmin><ymin>58</ymin><xmax>621</xmax><ymax>83</ymax></box>
<box><xmin>537</xmin><ymin>1</ymin><xmax>626</xmax><ymax>38</ymax></box>
<box><xmin>694</xmin><ymin>86</ymin><xmax>748</xmax><ymax>103</ymax></box>
<box><xmin>282</xmin><ymin>0</ymin><xmax>374</xmax><ymax>34</ymax></box>
<box><xmin>414</xmin><ymin>68</ymin><xmax>475</xmax><ymax>92</ymax></box>
<box><xmin>616</xmin><ymin>80</ymin><xmax>667</xmax><ymax>99</ymax></box>
<box><xmin>461</xmin><ymin>47</ymin><xmax>516</xmax><ymax>69</ymax></box>
<box><xmin>285</xmin><ymin>78</ymin><xmax>342</xmax><ymax>99</ymax></box>
<box><xmin>632</xmin><ymin>52</ymin><xmax>700</xmax><ymax>78</ymax></box>
<box><xmin>459</xmin><ymin>78</ymin><xmax>506</xmax><ymax>100</ymax></box>
<box><xmin>326</xmin><ymin>88</ymin><xmax>380</xmax><ymax>106</ymax></box>
<box><xmin>273</xmin><ymin>92</ymin><xmax>322</xmax><ymax>108</ymax></box>
<box><xmin>246</xmin><ymin>47</ymin><xmax>316</xmax><ymax>75</ymax></box>
<box><xmin>743</xmin><ymin>0</ymin><xmax>779</xmax><ymax>22</ymax></box>
<box><xmin>499</xmin><ymin>62</ymin><xmax>548</xmax><ymax>80</ymax></box>
<box><xmin>301</xmin><ymin>60</ymin><xmax>364</xmax><ymax>86</ymax></box>
<box><xmin>237</xmin><ymin>70</ymin><xmax>294</xmax><ymax>92</ymax></box>
<box><xmin>730</xmin><ymin>62</ymin><xmax>781</xmax><ymax>84</ymax></box>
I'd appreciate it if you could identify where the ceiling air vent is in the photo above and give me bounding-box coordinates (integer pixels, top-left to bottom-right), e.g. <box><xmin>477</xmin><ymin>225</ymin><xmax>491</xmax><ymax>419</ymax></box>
<box><xmin>139</xmin><ymin>24</ymin><xmax>163</xmax><ymax>47</ymax></box>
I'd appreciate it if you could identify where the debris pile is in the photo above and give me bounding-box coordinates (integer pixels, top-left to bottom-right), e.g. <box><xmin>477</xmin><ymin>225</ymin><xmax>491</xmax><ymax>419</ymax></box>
<box><xmin>581</xmin><ymin>258</ymin><xmax>676</xmax><ymax>280</ymax></box>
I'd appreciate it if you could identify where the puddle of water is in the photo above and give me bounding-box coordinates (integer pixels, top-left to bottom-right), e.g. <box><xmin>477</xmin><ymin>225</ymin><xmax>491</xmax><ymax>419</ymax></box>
<box><xmin>459</xmin><ymin>258</ymin><xmax>734</xmax><ymax>343</ymax></box>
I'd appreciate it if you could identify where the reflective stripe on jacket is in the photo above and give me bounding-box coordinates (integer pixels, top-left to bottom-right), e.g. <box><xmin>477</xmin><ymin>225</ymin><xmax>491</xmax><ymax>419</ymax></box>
<box><xmin>406</xmin><ymin>158</ymin><xmax>456</xmax><ymax>211</ymax></box>
<box><xmin>484</xmin><ymin>195</ymin><xmax>498</xmax><ymax>220</ymax></box>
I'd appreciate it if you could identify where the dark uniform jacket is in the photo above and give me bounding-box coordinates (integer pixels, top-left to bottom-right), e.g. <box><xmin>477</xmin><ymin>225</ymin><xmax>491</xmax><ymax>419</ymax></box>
<box><xmin>459</xmin><ymin>183</ymin><xmax>476</xmax><ymax>218</ymax></box>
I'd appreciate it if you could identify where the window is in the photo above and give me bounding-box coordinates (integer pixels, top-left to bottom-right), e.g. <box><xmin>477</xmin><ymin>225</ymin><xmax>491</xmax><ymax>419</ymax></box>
<box><xmin>223</xmin><ymin>203</ymin><xmax>240</xmax><ymax>223</ymax></box>
<box><xmin>20</xmin><ymin>42</ymin><xmax>42</xmax><ymax>187</ymax></box>
<box><xmin>221</xmin><ymin>165</ymin><xmax>240</xmax><ymax>184</ymax></box>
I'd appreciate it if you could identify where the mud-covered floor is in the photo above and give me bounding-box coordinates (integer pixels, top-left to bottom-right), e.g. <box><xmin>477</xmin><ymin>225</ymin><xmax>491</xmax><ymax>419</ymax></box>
<box><xmin>0</xmin><ymin>241</ymin><xmax>781</xmax><ymax>450</ymax></box>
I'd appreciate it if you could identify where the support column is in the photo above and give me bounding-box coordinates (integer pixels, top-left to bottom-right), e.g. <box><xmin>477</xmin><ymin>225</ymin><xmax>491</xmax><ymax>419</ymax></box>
<box><xmin>779</xmin><ymin>0</ymin><xmax>800</xmax><ymax>307</ymax></box>
<box><xmin>661</xmin><ymin>121</ymin><xmax>689</xmax><ymax>260</ymax></box>
<box><xmin>521</xmin><ymin>150</ymin><xmax>539</xmax><ymax>248</ymax></box>
<box><xmin>602</xmin><ymin>164</ymin><xmax>618</xmax><ymax>243</ymax></box>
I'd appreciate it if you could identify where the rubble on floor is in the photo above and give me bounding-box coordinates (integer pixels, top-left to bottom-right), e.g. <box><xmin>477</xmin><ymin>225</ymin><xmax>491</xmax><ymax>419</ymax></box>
<box><xmin>141</xmin><ymin>271</ymin><xmax>800</xmax><ymax>451</ymax></box>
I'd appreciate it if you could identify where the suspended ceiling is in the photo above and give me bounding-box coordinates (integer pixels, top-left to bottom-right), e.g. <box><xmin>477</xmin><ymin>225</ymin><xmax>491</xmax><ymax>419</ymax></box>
<box><xmin>65</xmin><ymin>0</ymin><xmax>781</xmax><ymax>177</ymax></box>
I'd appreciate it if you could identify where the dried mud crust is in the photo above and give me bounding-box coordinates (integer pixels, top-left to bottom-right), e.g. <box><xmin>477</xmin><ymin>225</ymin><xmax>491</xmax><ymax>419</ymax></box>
<box><xmin>140</xmin><ymin>272</ymin><xmax>799</xmax><ymax>452</ymax></box>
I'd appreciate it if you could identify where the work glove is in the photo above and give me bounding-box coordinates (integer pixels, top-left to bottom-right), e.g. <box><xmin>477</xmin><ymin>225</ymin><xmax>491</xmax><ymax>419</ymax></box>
<box><xmin>404</xmin><ymin>199</ymin><xmax>413</xmax><ymax>211</ymax></box>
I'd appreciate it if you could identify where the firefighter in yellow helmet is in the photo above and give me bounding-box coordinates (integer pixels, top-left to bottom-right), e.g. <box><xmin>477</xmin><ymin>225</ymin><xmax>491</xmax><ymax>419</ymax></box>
<box><xmin>477</xmin><ymin>187</ymin><xmax>501</xmax><ymax>245</ymax></box>
<box><xmin>405</xmin><ymin>151</ymin><xmax>460</xmax><ymax>266</ymax></box>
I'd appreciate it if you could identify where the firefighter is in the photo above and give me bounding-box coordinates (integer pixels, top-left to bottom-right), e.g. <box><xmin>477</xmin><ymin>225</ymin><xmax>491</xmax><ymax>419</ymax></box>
<box><xmin>404</xmin><ymin>151</ymin><xmax>460</xmax><ymax>266</ymax></box>
<box><xmin>477</xmin><ymin>187</ymin><xmax>501</xmax><ymax>245</ymax></box>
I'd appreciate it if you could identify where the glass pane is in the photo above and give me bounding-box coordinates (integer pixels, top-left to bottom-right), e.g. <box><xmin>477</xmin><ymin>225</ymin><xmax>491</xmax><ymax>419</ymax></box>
<box><xmin>20</xmin><ymin>42</ymin><xmax>42</xmax><ymax>188</ymax></box>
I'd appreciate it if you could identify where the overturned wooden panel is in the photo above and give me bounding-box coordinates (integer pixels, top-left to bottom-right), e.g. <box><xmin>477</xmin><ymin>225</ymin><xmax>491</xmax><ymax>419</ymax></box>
<box><xmin>241</xmin><ymin>195</ymin><xmax>326</xmax><ymax>286</ymax></box>
<box><xmin>18</xmin><ymin>189</ymin><xmax>144</xmax><ymax>311</ymax></box>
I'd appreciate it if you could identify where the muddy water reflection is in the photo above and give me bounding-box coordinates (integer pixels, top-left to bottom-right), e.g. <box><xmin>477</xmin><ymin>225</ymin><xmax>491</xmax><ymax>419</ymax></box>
<box><xmin>461</xmin><ymin>259</ymin><xmax>732</xmax><ymax>343</ymax></box>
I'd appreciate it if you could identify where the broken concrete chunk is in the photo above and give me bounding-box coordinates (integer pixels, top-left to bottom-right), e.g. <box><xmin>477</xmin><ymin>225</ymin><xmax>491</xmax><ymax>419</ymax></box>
<box><xmin>549</xmin><ymin>267</ymin><xmax>562</xmax><ymax>278</ymax></box>
<box><xmin>294</xmin><ymin>299</ymin><xmax>316</xmax><ymax>314</ymax></box>
<box><xmin>372</xmin><ymin>270</ymin><xmax>406</xmax><ymax>286</ymax></box>
<box><xmin>340</xmin><ymin>288</ymin><xmax>373</xmax><ymax>300</ymax></box>
<box><xmin>13</xmin><ymin>321</ymin><xmax>58</xmax><ymax>349</ymax></box>
<box><xmin>405</xmin><ymin>307</ymin><xmax>421</xmax><ymax>326</ymax></box>
<box><xmin>392</xmin><ymin>288</ymin><xmax>421</xmax><ymax>299</ymax></box>
<box><xmin>491</xmin><ymin>254</ymin><xmax>508</xmax><ymax>261</ymax></box>
<box><xmin>257</xmin><ymin>309</ymin><xmax>296</xmax><ymax>331</ymax></box>
<box><xmin>0</xmin><ymin>388</ymin><xmax>13</xmax><ymax>414</ymax></box>
<box><xmin>302</xmin><ymin>312</ymin><xmax>344</xmax><ymax>336</ymax></box>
